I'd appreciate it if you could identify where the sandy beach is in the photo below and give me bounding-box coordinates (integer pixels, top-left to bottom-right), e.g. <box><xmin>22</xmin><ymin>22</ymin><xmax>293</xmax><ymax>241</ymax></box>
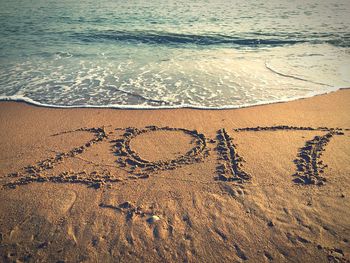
<box><xmin>0</xmin><ymin>89</ymin><xmax>349</xmax><ymax>262</ymax></box>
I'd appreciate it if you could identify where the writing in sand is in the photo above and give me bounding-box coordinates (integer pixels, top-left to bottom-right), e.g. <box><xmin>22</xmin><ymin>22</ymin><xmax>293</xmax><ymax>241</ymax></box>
<box><xmin>4</xmin><ymin>125</ymin><xmax>347</xmax><ymax>191</ymax></box>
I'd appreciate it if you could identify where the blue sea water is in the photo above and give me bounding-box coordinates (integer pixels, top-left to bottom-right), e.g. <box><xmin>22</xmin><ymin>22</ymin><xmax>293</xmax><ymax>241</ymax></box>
<box><xmin>0</xmin><ymin>0</ymin><xmax>349</xmax><ymax>108</ymax></box>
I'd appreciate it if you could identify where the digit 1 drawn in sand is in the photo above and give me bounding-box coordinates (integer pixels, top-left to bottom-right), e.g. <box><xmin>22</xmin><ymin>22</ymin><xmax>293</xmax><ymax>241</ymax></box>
<box><xmin>232</xmin><ymin>126</ymin><xmax>346</xmax><ymax>186</ymax></box>
<box><xmin>3</xmin><ymin>127</ymin><xmax>118</xmax><ymax>189</ymax></box>
<box><xmin>215</xmin><ymin>129</ymin><xmax>250</xmax><ymax>183</ymax></box>
<box><xmin>113</xmin><ymin>126</ymin><xmax>209</xmax><ymax>178</ymax></box>
<box><xmin>293</xmin><ymin>130</ymin><xmax>344</xmax><ymax>186</ymax></box>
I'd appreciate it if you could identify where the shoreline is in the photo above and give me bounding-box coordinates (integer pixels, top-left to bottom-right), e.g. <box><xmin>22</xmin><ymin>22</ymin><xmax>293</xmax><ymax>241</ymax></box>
<box><xmin>0</xmin><ymin>86</ymin><xmax>348</xmax><ymax>111</ymax></box>
<box><xmin>0</xmin><ymin>88</ymin><xmax>349</xmax><ymax>262</ymax></box>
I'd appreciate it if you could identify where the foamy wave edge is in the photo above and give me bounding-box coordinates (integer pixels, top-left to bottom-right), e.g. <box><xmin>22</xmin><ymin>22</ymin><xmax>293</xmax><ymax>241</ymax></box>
<box><xmin>0</xmin><ymin>86</ymin><xmax>347</xmax><ymax>110</ymax></box>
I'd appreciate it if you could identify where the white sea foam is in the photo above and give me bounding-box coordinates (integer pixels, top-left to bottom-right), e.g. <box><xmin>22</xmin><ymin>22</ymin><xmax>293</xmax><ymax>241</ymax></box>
<box><xmin>0</xmin><ymin>85</ymin><xmax>345</xmax><ymax>110</ymax></box>
<box><xmin>1</xmin><ymin>44</ymin><xmax>349</xmax><ymax>109</ymax></box>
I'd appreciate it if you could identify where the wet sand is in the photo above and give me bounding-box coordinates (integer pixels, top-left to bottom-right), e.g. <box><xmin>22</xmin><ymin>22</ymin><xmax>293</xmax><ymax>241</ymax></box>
<box><xmin>0</xmin><ymin>89</ymin><xmax>349</xmax><ymax>262</ymax></box>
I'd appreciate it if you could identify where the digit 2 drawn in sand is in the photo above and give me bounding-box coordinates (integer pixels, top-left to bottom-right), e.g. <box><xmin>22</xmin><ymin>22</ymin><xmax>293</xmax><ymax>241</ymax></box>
<box><xmin>4</xmin><ymin>127</ymin><xmax>120</xmax><ymax>189</ymax></box>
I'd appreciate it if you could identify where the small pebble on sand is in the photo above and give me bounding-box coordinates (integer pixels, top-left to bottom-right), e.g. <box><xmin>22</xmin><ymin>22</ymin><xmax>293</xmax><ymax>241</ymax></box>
<box><xmin>147</xmin><ymin>215</ymin><xmax>161</xmax><ymax>224</ymax></box>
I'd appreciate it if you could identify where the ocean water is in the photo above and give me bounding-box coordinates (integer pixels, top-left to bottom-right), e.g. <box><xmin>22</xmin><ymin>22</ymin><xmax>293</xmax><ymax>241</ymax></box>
<box><xmin>0</xmin><ymin>0</ymin><xmax>349</xmax><ymax>109</ymax></box>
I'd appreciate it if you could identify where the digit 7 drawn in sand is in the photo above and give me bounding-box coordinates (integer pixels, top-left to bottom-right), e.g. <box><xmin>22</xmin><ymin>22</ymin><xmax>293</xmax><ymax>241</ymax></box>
<box><xmin>232</xmin><ymin>126</ymin><xmax>345</xmax><ymax>185</ymax></box>
<box><xmin>3</xmin><ymin>125</ymin><xmax>346</xmax><ymax>189</ymax></box>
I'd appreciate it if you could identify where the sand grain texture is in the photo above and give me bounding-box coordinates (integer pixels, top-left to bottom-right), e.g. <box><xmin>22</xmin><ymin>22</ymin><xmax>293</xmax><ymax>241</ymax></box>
<box><xmin>0</xmin><ymin>90</ymin><xmax>349</xmax><ymax>262</ymax></box>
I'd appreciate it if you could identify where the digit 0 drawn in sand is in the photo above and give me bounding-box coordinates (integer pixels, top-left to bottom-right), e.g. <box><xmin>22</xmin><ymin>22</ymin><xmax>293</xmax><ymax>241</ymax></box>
<box><xmin>215</xmin><ymin>128</ymin><xmax>250</xmax><ymax>183</ymax></box>
<box><xmin>232</xmin><ymin>126</ymin><xmax>345</xmax><ymax>186</ymax></box>
<box><xmin>113</xmin><ymin>126</ymin><xmax>209</xmax><ymax>178</ymax></box>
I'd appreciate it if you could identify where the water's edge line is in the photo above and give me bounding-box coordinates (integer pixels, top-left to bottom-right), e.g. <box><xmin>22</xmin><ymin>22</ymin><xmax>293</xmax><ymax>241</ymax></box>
<box><xmin>0</xmin><ymin>86</ymin><xmax>349</xmax><ymax>110</ymax></box>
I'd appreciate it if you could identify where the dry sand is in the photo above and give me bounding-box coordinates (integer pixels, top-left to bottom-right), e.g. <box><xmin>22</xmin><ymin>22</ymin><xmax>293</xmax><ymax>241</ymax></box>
<box><xmin>0</xmin><ymin>89</ymin><xmax>349</xmax><ymax>262</ymax></box>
